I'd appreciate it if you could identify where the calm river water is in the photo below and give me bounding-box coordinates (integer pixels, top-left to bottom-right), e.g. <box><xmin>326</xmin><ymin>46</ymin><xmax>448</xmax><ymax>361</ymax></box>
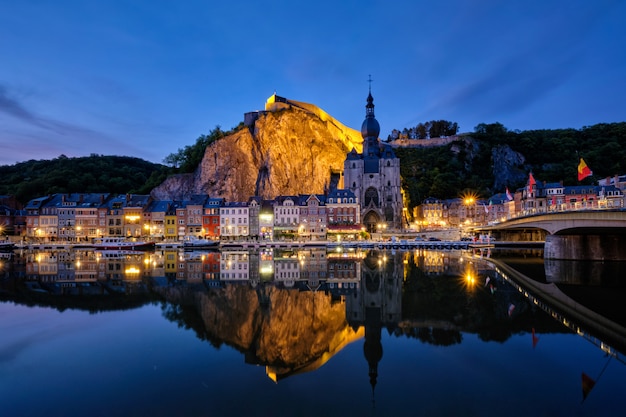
<box><xmin>0</xmin><ymin>246</ymin><xmax>624</xmax><ymax>417</ymax></box>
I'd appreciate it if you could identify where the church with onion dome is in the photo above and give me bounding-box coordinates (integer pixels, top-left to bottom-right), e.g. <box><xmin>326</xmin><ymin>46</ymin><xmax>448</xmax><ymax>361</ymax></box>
<box><xmin>343</xmin><ymin>85</ymin><xmax>404</xmax><ymax>232</ymax></box>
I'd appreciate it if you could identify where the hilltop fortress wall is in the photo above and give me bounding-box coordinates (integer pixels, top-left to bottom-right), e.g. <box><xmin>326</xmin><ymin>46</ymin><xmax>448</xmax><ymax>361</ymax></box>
<box><xmin>244</xmin><ymin>94</ymin><xmax>363</xmax><ymax>154</ymax></box>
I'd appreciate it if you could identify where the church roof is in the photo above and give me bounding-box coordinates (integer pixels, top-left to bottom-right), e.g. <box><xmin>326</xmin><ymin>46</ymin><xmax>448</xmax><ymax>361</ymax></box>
<box><xmin>363</xmin><ymin>156</ymin><xmax>380</xmax><ymax>173</ymax></box>
<box><xmin>361</xmin><ymin>115</ymin><xmax>380</xmax><ymax>140</ymax></box>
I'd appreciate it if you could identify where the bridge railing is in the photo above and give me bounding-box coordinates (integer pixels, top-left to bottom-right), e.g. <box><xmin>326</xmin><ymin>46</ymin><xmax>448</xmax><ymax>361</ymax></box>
<box><xmin>488</xmin><ymin>198</ymin><xmax>625</xmax><ymax>225</ymax></box>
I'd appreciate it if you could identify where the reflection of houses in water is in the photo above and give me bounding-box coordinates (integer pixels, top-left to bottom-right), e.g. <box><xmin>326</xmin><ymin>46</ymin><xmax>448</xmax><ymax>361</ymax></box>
<box><xmin>345</xmin><ymin>250</ymin><xmax>403</xmax><ymax>396</ymax></box>
<box><xmin>162</xmin><ymin>249</ymin><xmax>178</xmax><ymax>278</ymax></box>
<box><xmin>180</xmin><ymin>251</ymin><xmax>204</xmax><ymax>284</ymax></box>
<box><xmin>95</xmin><ymin>250</ymin><xmax>147</xmax><ymax>282</ymax></box>
<box><xmin>20</xmin><ymin>248</ymin><xmax>367</xmax><ymax>296</ymax></box>
<box><xmin>410</xmin><ymin>249</ymin><xmax>464</xmax><ymax>276</ymax></box>
<box><xmin>326</xmin><ymin>252</ymin><xmax>362</xmax><ymax>293</ymax></box>
<box><xmin>298</xmin><ymin>248</ymin><xmax>327</xmax><ymax>290</ymax></box>
<box><xmin>22</xmin><ymin>249</ymin><xmax>151</xmax><ymax>294</ymax></box>
<box><xmin>26</xmin><ymin>251</ymin><xmax>60</xmax><ymax>281</ymax></box>
<box><xmin>258</xmin><ymin>248</ymin><xmax>275</xmax><ymax>281</ymax></box>
<box><xmin>220</xmin><ymin>251</ymin><xmax>249</xmax><ymax>282</ymax></box>
<box><xmin>274</xmin><ymin>249</ymin><xmax>300</xmax><ymax>287</ymax></box>
<box><xmin>201</xmin><ymin>251</ymin><xmax>221</xmax><ymax>282</ymax></box>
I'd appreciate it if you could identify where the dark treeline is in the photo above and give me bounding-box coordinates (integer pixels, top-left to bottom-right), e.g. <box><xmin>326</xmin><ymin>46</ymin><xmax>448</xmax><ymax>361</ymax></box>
<box><xmin>0</xmin><ymin>154</ymin><xmax>170</xmax><ymax>205</ymax></box>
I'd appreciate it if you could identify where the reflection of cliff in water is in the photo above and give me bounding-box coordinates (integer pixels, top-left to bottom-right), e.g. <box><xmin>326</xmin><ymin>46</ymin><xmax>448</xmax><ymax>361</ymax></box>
<box><xmin>154</xmin><ymin>282</ymin><xmax>363</xmax><ymax>382</ymax></box>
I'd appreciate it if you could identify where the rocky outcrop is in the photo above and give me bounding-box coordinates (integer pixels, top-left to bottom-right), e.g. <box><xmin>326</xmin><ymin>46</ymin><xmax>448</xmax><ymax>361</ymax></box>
<box><xmin>491</xmin><ymin>144</ymin><xmax>528</xmax><ymax>191</ymax></box>
<box><xmin>152</xmin><ymin>100</ymin><xmax>363</xmax><ymax>201</ymax></box>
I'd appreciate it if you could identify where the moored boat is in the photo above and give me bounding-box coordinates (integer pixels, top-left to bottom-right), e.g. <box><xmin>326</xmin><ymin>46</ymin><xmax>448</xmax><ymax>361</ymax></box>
<box><xmin>0</xmin><ymin>240</ymin><xmax>15</xmax><ymax>251</ymax></box>
<box><xmin>182</xmin><ymin>236</ymin><xmax>219</xmax><ymax>249</ymax></box>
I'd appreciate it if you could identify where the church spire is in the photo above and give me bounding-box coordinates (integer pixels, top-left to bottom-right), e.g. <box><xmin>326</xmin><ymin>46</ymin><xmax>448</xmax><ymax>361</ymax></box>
<box><xmin>366</xmin><ymin>74</ymin><xmax>375</xmax><ymax>119</ymax></box>
<box><xmin>361</xmin><ymin>75</ymin><xmax>381</xmax><ymax>156</ymax></box>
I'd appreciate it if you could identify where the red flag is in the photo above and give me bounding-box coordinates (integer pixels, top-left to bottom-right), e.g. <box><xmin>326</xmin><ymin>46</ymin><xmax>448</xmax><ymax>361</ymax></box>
<box><xmin>582</xmin><ymin>372</ymin><xmax>596</xmax><ymax>400</ymax></box>
<box><xmin>532</xmin><ymin>328</ymin><xmax>539</xmax><ymax>348</ymax></box>
<box><xmin>505</xmin><ymin>187</ymin><xmax>513</xmax><ymax>201</ymax></box>
<box><xmin>578</xmin><ymin>158</ymin><xmax>592</xmax><ymax>181</ymax></box>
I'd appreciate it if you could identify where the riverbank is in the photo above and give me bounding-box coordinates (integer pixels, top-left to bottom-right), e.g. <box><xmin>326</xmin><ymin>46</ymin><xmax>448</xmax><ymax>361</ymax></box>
<box><xmin>11</xmin><ymin>239</ymin><xmax>544</xmax><ymax>251</ymax></box>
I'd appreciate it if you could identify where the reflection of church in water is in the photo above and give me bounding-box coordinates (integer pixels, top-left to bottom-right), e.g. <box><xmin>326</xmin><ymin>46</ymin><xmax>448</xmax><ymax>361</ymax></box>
<box><xmin>343</xmin><ymin>86</ymin><xmax>403</xmax><ymax>232</ymax></box>
<box><xmin>345</xmin><ymin>250</ymin><xmax>403</xmax><ymax>395</ymax></box>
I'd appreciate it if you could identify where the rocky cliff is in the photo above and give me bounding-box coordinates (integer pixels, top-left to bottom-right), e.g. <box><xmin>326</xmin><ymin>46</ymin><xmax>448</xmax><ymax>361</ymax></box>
<box><xmin>152</xmin><ymin>97</ymin><xmax>363</xmax><ymax>201</ymax></box>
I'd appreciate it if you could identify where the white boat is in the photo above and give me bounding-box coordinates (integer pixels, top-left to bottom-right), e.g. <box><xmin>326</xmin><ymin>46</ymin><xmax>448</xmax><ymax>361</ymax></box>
<box><xmin>182</xmin><ymin>236</ymin><xmax>219</xmax><ymax>249</ymax></box>
<box><xmin>93</xmin><ymin>237</ymin><xmax>155</xmax><ymax>251</ymax></box>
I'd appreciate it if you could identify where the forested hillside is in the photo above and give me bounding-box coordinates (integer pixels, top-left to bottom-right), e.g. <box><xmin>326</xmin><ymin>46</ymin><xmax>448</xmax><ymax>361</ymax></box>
<box><xmin>0</xmin><ymin>155</ymin><xmax>170</xmax><ymax>205</ymax></box>
<box><xmin>396</xmin><ymin>122</ymin><xmax>626</xmax><ymax>209</ymax></box>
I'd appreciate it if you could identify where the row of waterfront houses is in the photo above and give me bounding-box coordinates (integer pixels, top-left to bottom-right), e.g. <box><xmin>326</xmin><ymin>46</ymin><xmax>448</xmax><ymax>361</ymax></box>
<box><xmin>10</xmin><ymin>189</ymin><xmax>362</xmax><ymax>242</ymax></box>
<box><xmin>2</xmin><ymin>175</ymin><xmax>624</xmax><ymax>242</ymax></box>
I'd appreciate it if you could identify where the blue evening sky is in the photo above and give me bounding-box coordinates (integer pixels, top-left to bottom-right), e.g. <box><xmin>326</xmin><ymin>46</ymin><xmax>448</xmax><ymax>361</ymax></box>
<box><xmin>1</xmin><ymin>0</ymin><xmax>624</xmax><ymax>166</ymax></box>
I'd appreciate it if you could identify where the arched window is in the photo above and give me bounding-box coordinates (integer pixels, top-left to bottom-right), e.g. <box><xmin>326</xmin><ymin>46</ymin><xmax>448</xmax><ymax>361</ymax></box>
<box><xmin>387</xmin><ymin>161</ymin><xmax>391</xmax><ymax>167</ymax></box>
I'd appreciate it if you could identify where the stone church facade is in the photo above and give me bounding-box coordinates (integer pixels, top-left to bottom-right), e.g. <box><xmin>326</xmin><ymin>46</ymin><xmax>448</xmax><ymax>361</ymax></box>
<box><xmin>343</xmin><ymin>90</ymin><xmax>403</xmax><ymax>232</ymax></box>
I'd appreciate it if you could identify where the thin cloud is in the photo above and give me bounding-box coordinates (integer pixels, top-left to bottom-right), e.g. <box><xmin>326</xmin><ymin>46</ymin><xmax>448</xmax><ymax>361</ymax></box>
<box><xmin>0</xmin><ymin>84</ymin><xmax>105</xmax><ymax>139</ymax></box>
<box><xmin>0</xmin><ymin>84</ymin><xmax>42</xmax><ymax>125</ymax></box>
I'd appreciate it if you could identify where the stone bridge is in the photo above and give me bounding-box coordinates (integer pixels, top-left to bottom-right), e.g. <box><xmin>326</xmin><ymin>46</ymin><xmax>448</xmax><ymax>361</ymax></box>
<box><xmin>475</xmin><ymin>209</ymin><xmax>626</xmax><ymax>260</ymax></box>
<box><xmin>482</xmin><ymin>209</ymin><xmax>626</xmax><ymax>235</ymax></box>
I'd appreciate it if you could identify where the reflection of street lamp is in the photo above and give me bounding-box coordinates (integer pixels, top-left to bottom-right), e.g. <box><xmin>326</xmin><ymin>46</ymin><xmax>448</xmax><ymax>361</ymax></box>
<box><xmin>462</xmin><ymin>262</ymin><xmax>478</xmax><ymax>292</ymax></box>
